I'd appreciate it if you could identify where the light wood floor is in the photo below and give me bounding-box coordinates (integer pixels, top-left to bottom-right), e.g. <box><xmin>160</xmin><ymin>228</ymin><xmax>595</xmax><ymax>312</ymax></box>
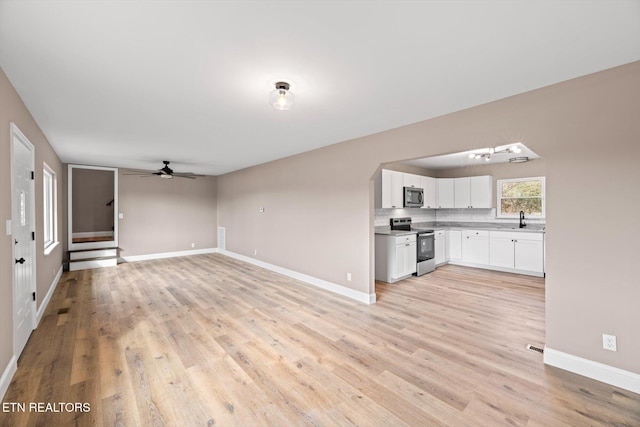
<box><xmin>4</xmin><ymin>254</ymin><xmax>639</xmax><ymax>426</ymax></box>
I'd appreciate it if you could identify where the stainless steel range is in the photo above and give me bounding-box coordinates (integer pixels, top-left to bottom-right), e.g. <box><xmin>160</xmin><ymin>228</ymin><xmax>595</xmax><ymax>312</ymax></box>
<box><xmin>389</xmin><ymin>217</ymin><xmax>435</xmax><ymax>276</ymax></box>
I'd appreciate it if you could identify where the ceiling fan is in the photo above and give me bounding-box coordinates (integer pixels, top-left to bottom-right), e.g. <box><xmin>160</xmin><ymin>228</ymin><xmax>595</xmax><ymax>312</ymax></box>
<box><xmin>124</xmin><ymin>161</ymin><xmax>204</xmax><ymax>179</ymax></box>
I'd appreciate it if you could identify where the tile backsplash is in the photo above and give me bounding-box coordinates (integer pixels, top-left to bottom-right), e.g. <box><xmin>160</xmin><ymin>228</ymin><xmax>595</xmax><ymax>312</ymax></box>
<box><xmin>375</xmin><ymin>207</ymin><xmax>545</xmax><ymax>227</ymax></box>
<box><xmin>374</xmin><ymin>208</ymin><xmax>436</xmax><ymax>227</ymax></box>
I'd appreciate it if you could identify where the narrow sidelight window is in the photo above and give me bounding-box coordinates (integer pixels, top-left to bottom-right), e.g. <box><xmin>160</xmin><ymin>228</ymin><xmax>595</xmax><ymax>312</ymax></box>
<box><xmin>43</xmin><ymin>162</ymin><xmax>58</xmax><ymax>254</ymax></box>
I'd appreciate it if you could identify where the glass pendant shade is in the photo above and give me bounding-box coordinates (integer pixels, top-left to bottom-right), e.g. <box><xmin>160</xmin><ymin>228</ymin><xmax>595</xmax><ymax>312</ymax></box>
<box><xmin>270</xmin><ymin>82</ymin><xmax>294</xmax><ymax>110</ymax></box>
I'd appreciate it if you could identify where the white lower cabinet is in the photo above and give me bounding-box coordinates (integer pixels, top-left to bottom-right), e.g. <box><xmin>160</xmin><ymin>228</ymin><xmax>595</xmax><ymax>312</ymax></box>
<box><xmin>462</xmin><ymin>230</ymin><xmax>489</xmax><ymax>265</ymax></box>
<box><xmin>434</xmin><ymin>230</ymin><xmax>446</xmax><ymax>265</ymax></box>
<box><xmin>375</xmin><ymin>234</ymin><xmax>416</xmax><ymax>283</ymax></box>
<box><xmin>447</xmin><ymin>230</ymin><xmax>462</xmax><ymax>261</ymax></box>
<box><xmin>489</xmin><ymin>231</ymin><xmax>544</xmax><ymax>275</ymax></box>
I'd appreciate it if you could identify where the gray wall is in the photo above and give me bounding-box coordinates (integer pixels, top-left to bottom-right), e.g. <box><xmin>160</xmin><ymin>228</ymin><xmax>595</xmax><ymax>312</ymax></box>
<box><xmin>217</xmin><ymin>61</ymin><xmax>640</xmax><ymax>374</ymax></box>
<box><xmin>0</xmin><ymin>67</ymin><xmax>65</xmax><ymax>375</ymax></box>
<box><xmin>118</xmin><ymin>171</ymin><xmax>217</xmax><ymax>257</ymax></box>
<box><xmin>71</xmin><ymin>168</ymin><xmax>114</xmax><ymax>233</ymax></box>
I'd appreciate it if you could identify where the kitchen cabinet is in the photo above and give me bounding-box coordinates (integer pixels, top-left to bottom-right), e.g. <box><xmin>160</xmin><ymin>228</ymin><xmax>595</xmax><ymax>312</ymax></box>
<box><xmin>454</xmin><ymin>176</ymin><xmax>493</xmax><ymax>208</ymax></box>
<box><xmin>403</xmin><ymin>173</ymin><xmax>422</xmax><ymax>189</ymax></box>
<box><xmin>462</xmin><ymin>229</ymin><xmax>490</xmax><ymax>265</ymax></box>
<box><xmin>489</xmin><ymin>231</ymin><xmax>544</xmax><ymax>275</ymax></box>
<box><xmin>375</xmin><ymin>234</ymin><xmax>416</xmax><ymax>283</ymax></box>
<box><xmin>434</xmin><ymin>230</ymin><xmax>446</xmax><ymax>265</ymax></box>
<box><xmin>420</xmin><ymin>176</ymin><xmax>437</xmax><ymax>209</ymax></box>
<box><xmin>395</xmin><ymin>236</ymin><xmax>417</xmax><ymax>278</ymax></box>
<box><xmin>379</xmin><ymin>169</ymin><xmax>404</xmax><ymax>208</ymax></box>
<box><xmin>514</xmin><ymin>236</ymin><xmax>544</xmax><ymax>272</ymax></box>
<box><xmin>437</xmin><ymin>178</ymin><xmax>455</xmax><ymax>208</ymax></box>
<box><xmin>447</xmin><ymin>230</ymin><xmax>462</xmax><ymax>261</ymax></box>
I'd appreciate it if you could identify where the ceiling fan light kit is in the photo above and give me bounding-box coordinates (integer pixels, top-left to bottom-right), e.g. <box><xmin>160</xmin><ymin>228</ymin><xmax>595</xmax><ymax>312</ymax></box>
<box><xmin>270</xmin><ymin>81</ymin><xmax>294</xmax><ymax>110</ymax></box>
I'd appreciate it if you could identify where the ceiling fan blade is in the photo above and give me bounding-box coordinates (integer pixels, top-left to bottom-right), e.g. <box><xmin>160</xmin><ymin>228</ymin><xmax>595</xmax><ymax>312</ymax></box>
<box><xmin>124</xmin><ymin>168</ymin><xmax>155</xmax><ymax>173</ymax></box>
<box><xmin>172</xmin><ymin>174</ymin><xmax>197</xmax><ymax>179</ymax></box>
<box><xmin>173</xmin><ymin>173</ymin><xmax>205</xmax><ymax>177</ymax></box>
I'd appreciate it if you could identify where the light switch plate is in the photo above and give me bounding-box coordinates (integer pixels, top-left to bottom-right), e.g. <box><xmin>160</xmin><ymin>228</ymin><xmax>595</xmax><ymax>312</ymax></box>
<box><xmin>5</xmin><ymin>220</ymin><xmax>11</xmax><ymax>236</ymax></box>
<box><xmin>118</xmin><ymin>213</ymin><xmax>124</xmax><ymax>219</ymax></box>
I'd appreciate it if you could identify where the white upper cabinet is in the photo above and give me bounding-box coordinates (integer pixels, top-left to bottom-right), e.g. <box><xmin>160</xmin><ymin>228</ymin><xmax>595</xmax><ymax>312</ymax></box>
<box><xmin>470</xmin><ymin>176</ymin><xmax>493</xmax><ymax>208</ymax></box>
<box><xmin>376</xmin><ymin>170</ymin><xmax>491</xmax><ymax>210</ymax></box>
<box><xmin>420</xmin><ymin>176</ymin><xmax>437</xmax><ymax>209</ymax></box>
<box><xmin>454</xmin><ymin>176</ymin><xmax>493</xmax><ymax>208</ymax></box>
<box><xmin>437</xmin><ymin>178</ymin><xmax>455</xmax><ymax>208</ymax></box>
<box><xmin>403</xmin><ymin>173</ymin><xmax>422</xmax><ymax>188</ymax></box>
<box><xmin>380</xmin><ymin>169</ymin><xmax>404</xmax><ymax>208</ymax></box>
<box><xmin>454</xmin><ymin>177</ymin><xmax>471</xmax><ymax>208</ymax></box>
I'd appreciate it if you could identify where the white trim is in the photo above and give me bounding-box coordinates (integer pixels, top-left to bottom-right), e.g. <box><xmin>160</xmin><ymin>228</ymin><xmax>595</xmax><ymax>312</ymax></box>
<box><xmin>36</xmin><ymin>266</ymin><xmax>63</xmax><ymax>326</ymax></box>
<box><xmin>121</xmin><ymin>248</ymin><xmax>218</xmax><ymax>262</ymax></box>
<box><xmin>70</xmin><ymin>248</ymin><xmax>117</xmax><ymax>260</ymax></box>
<box><xmin>221</xmin><ymin>250</ymin><xmax>376</xmax><ymax>305</ymax></box>
<box><xmin>544</xmin><ymin>347</ymin><xmax>640</xmax><ymax>394</ymax></box>
<box><xmin>72</xmin><ymin>231</ymin><xmax>114</xmax><ymax>238</ymax></box>
<box><xmin>446</xmin><ymin>260</ymin><xmax>544</xmax><ymax>277</ymax></box>
<box><xmin>69</xmin><ymin>258</ymin><xmax>118</xmax><ymax>271</ymax></box>
<box><xmin>43</xmin><ymin>241</ymin><xmax>59</xmax><ymax>256</ymax></box>
<box><xmin>0</xmin><ymin>355</ymin><xmax>18</xmax><ymax>401</ymax></box>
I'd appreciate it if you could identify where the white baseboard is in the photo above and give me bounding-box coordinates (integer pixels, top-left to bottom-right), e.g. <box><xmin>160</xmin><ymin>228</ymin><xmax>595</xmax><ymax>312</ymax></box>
<box><xmin>36</xmin><ymin>265</ymin><xmax>63</xmax><ymax>326</ymax></box>
<box><xmin>447</xmin><ymin>260</ymin><xmax>544</xmax><ymax>277</ymax></box>
<box><xmin>221</xmin><ymin>250</ymin><xmax>376</xmax><ymax>305</ymax></box>
<box><xmin>544</xmin><ymin>347</ymin><xmax>640</xmax><ymax>394</ymax></box>
<box><xmin>0</xmin><ymin>355</ymin><xmax>17</xmax><ymax>401</ymax></box>
<box><xmin>121</xmin><ymin>248</ymin><xmax>218</xmax><ymax>263</ymax></box>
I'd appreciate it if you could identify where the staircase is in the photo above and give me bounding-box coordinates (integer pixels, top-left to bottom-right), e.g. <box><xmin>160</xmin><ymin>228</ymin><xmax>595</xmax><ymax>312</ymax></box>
<box><xmin>68</xmin><ymin>247</ymin><xmax>118</xmax><ymax>271</ymax></box>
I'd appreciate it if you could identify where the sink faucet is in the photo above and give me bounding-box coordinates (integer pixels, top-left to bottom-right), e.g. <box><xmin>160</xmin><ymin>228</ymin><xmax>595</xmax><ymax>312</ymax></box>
<box><xmin>519</xmin><ymin>211</ymin><xmax>526</xmax><ymax>228</ymax></box>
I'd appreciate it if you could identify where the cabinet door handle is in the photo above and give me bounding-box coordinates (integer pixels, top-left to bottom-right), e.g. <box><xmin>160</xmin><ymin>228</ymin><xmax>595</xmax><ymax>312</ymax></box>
<box><xmin>15</xmin><ymin>258</ymin><xmax>26</xmax><ymax>264</ymax></box>
<box><xmin>405</xmin><ymin>243</ymin><xmax>410</xmax><ymax>246</ymax></box>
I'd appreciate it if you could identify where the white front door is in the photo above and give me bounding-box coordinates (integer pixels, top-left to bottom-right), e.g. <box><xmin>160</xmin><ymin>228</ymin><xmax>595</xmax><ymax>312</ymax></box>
<box><xmin>11</xmin><ymin>123</ymin><xmax>36</xmax><ymax>357</ymax></box>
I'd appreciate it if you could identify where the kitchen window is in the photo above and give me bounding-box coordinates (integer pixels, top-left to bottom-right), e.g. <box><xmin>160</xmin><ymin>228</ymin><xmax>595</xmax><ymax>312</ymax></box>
<box><xmin>43</xmin><ymin>162</ymin><xmax>58</xmax><ymax>254</ymax></box>
<box><xmin>497</xmin><ymin>177</ymin><xmax>545</xmax><ymax>218</ymax></box>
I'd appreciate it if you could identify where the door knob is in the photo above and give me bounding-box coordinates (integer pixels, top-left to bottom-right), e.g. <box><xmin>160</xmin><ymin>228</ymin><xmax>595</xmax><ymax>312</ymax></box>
<box><xmin>15</xmin><ymin>258</ymin><xmax>25</xmax><ymax>264</ymax></box>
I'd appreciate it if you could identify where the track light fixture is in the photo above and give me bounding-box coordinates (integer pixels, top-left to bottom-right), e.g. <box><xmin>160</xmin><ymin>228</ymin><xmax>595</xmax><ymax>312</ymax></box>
<box><xmin>468</xmin><ymin>144</ymin><xmax>523</xmax><ymax>162</ymax></box>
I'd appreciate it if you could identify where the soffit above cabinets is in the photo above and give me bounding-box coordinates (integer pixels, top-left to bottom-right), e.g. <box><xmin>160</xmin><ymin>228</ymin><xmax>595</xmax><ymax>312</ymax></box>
<box><xmin>405</xmin><ymin>143</ymin><xmax>541</xmax><ymax>171</ymax></box>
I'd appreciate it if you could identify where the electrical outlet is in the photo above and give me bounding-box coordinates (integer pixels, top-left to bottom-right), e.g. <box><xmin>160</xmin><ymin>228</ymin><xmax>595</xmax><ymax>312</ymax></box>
<box><xmin>254</xmin><ymin>249</ymin><xmax>258</xmax><ymax>256</ymax></box>
<box><xmin>191</xmin><ymin>243</ymin><xmax>195</xmax><ymax>248</ymax></box>
<box><xmin>602</xmin><ymin>334</ymin><xmax>617</xmax><ymax>351</ymax></box>
<box><xmin>259</xmin><ymin>207</ymin><xmax>265</xmax><ymax>213</ymax></box>
<box><xmin>347</xmin><ymin>273</ymin><xmax>352</xmax><ymax>281</ymax></box>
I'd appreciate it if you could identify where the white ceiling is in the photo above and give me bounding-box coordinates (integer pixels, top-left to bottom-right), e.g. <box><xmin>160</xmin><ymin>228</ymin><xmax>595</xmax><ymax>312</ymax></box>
<box><xmin>1</xmin><ymin>1</ymin><xmax>639</xmax><ymax>176</ymax></box>
<box><xmin>405</xmin><ymin>142</ymin><xmax>540</xmax><ymax>170</ymax></box>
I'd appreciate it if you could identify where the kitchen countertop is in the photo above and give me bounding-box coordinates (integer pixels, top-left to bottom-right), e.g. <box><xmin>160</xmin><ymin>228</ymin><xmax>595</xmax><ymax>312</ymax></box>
<box><xmin>375</xmin><ymin>221</ymin><xmax>545</xmax><ymax>236</ymax></box>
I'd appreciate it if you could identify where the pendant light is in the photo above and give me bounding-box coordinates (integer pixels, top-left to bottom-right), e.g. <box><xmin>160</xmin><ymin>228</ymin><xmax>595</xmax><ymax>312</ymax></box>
<box><xmin>270</xmin><ymin>82</ymin><xmax>295</xmax><ymax>110</ymax></box>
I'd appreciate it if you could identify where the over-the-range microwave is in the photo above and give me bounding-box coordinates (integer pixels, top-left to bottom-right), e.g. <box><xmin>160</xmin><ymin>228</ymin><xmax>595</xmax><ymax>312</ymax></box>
<box><xmin>403</xmin><ymin>186</ymin><xmax>423</xmax><ymax>208</ymax></box>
